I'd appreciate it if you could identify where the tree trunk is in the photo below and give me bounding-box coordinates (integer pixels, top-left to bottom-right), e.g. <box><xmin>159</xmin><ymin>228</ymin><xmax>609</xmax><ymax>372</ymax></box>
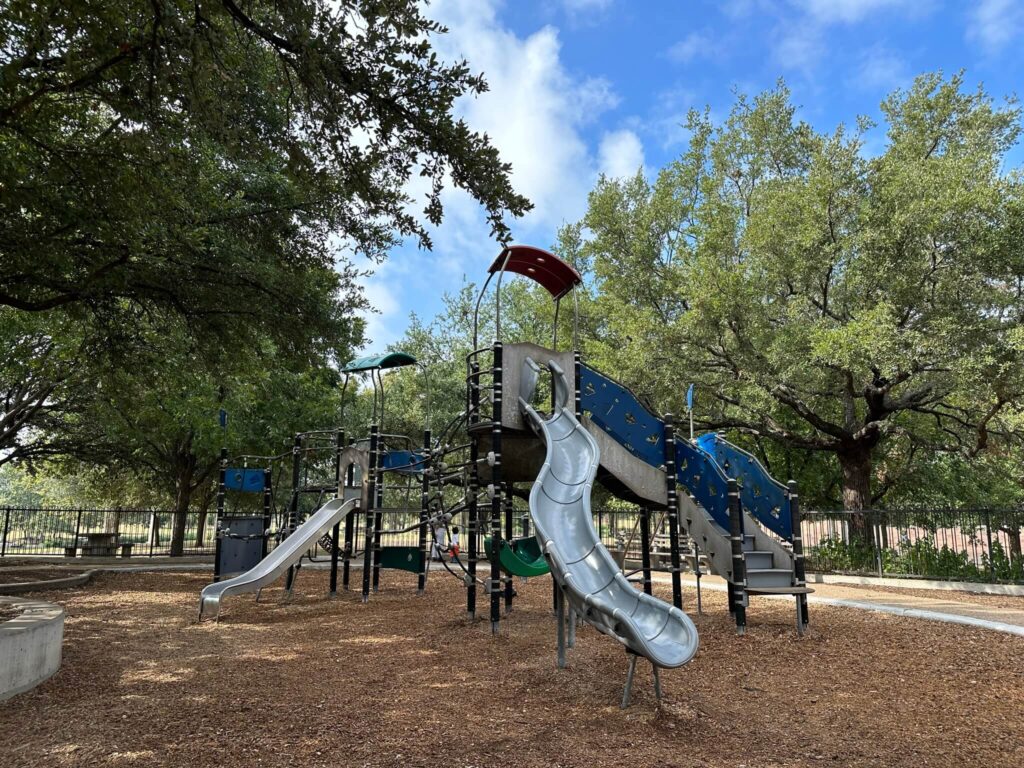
<box><xmin>1006</xmin><ymin>524</ymin><xmax>1022</xmax><ymax>566</ymax></box>
<box><xmin>170</xmin><ymin>465</ymin><xmax>194</xmax><ymax>557</ymax></box>
<box><xmin>196</xmin><ymin>510</ymin><xmax>208</xmax><ymax>549</ymax></box>
<box><xmin>838</xmin><ymin>446</ymin><xmax>873</xmax><ymax>545</ymax></box>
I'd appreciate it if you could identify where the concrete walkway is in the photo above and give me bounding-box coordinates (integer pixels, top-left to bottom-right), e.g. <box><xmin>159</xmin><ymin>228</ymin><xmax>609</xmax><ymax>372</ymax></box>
<box><xmin>659</xmin><ymin>572</ymin><xmax>1024</xmax><ymax>636</ymax></box>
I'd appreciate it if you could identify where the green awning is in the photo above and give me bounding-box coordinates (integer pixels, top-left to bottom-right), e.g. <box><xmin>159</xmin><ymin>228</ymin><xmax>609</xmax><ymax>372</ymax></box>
<box><xmin>342</xmin><ymin>351</ymin><xmax>417</xmax><ymax>373</ymax></box>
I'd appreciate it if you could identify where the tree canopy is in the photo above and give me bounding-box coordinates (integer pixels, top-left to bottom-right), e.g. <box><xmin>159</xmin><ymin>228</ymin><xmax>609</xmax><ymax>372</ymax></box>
<box><xmin>572</xmin><ymin>73</ymin><xmax>1024</xmax><ymax>512</ymax></box>
<box><xmin>0</xmin><ymin>0</ymin><xmax>532</xmax><ymax>508</ymax></box>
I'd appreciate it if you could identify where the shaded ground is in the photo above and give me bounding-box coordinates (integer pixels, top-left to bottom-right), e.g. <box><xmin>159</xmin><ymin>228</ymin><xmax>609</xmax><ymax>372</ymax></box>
<box><xmin>0</xmin><ymin>570</ymin><xmax>1022</xmax><ymax>768</ymax></box>
<box><xmin>0</xmin><ymin>569</ymin><xmax>81</xmax><ymax>584</ymax></box>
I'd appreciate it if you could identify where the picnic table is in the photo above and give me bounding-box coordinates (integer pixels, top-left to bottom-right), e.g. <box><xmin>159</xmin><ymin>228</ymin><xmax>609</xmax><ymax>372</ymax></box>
<box><xmin>78</xmin><ymin>532</ymin><xmax>119</xmax><ymax>557</ymax></box>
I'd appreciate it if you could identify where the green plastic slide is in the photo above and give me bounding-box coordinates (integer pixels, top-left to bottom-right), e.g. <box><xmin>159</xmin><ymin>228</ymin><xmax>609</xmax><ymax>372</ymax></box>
<box><xmin>483</xmin><ymin>535</ymin><xmax>550</xmax><ymax>577</ymax></box>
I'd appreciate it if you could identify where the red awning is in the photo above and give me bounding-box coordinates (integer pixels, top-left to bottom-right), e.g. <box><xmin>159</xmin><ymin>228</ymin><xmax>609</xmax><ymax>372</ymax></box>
<box><xmin>487</xmin><ymin>245</ymin><xmax>582</xmax><ymax>300</ymax></box>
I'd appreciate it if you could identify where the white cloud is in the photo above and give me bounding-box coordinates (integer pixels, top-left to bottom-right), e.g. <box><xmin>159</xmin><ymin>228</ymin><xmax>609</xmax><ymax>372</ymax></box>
<box><xmin>772</xmin><ymin>0</ymin><xmax>931</xmax><ymax>73</ymax></box>
<box><xmin>349</xmin><ymin>0</ymin><xmax>623</xmax><ymax>351</ymax></box>
<box><xmin>797</xmin><ymin>0</ymin><xmax>922</xmax><ymax>24</ymax></box>
<box><xmin>646</xmin><ymin>86</ymin><xmax>699</xmax><ymax>149</ymax></box>
<box><xmin>772</xmin><ymin>21</ymin><xmax>825</xmax><ymax>73</ymax></box>
<box><xmin>849</xmin><ymin>44</ymin><xmax>909</xmax><ymax>91</ymax></box>
<box><xmin>967</xmin><ymin>0</ymin><xmax>1024</xmax><ymax>53</ymax></box>
<box><xmin>667</xmin><ymin>32</ymin><xmax>717</xmax><ymax>63</ymax></box>
<box><xmin>598</xmin><ymin>129</ymin><xmax>644</xmax><ymax>179</ymax></box>
<box><xmin>562</xmin><ymin>0</ymin><xmax>614</xmax><ymax>11</ymax></box>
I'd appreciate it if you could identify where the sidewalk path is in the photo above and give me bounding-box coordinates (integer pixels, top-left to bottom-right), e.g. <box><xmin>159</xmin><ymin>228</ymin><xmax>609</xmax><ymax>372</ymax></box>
<box><xmin>658</xmin><ymin>572</ymin><xmax>1024</xmax><ymax>636</ymax></box>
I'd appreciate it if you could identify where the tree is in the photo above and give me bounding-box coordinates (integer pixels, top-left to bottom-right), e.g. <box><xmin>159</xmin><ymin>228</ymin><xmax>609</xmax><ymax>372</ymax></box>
<box><xmin>1</xmin><ymin>0</ymin><xmax>529</xmax><ymax>315</ymax></box>
<box><xmin>0</xmin><ymin>1</ymin><xmax>531</xmax><ymax>456</ymax></box>
<box><xmin>56</xmin><ymin>315</ymin><xmax>349</xmax><ymax>555</ymax></box>
<box><xmin>574</xmin><ymin>74</ymin><xmax>1024</xmax><ymax>523</ymax></box>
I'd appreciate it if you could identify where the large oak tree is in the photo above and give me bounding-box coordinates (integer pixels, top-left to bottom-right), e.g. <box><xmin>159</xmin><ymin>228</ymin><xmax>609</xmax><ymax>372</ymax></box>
<box><xmin>573</xmin><ymin>74</ymin><xmax>1024</xmax><ymax>522</ymax></box>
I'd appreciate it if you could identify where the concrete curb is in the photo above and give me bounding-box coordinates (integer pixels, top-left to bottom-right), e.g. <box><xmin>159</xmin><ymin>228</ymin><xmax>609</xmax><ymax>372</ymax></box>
<box><xmin>0</xmin><ymin>564</ymin><xmax>213</xmax><ymax>595</ymax></box>
<box><xmin>0</xmin><ymin>597</ymin><xmax>65</xmax><ymax>702</ymax></box>
<box><xmin>807</xmin><ymin>572</ymin><xmax>1024</xmax><ymax>597</ymax></box>
<box><xmin>0</xmin><ymin>572</ymin><xmax>93</xmax><ymax>594</ymax></box>
<box><xmin>672</xmin><ymin>577</ymin><xmax>1024</xmax><ymax>638</ymax></box>
<box><xmin>803</xmin><ymin>596</ymin><xmax>1024</xmax><ymax>638</ymax></box>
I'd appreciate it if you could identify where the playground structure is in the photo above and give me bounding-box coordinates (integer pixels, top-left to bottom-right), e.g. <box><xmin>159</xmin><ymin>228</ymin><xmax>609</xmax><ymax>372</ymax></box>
<box><xmin>199</xmin><ymin>244</ymin><xmax>813</xmax><ymax>705</ymax></box>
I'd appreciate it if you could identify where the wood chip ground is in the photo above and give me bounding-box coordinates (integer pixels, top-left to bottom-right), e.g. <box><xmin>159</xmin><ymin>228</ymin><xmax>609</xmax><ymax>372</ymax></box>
<box><xmin>0</xmin><ymin>570</ymin><xmax>1021</xmax><ymax>768</ymax></box>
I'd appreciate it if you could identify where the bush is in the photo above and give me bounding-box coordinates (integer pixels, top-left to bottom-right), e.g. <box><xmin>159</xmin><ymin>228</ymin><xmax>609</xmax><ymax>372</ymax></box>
<box><xmin>806</xmin><ymin>535</ymin><xmax>1017</xmax><ymax>582</ymax></box>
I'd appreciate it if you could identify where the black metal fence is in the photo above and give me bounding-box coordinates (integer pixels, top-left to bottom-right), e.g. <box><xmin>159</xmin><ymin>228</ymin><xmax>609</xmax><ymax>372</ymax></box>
<box><xmin>803</xmin><ymin>508</ymin><xmax>1024</xmax><ymax>583</ymax></box>
<box><xmin>4</xmin><ymin>504</ymin><xmax>1022</xmax><ymax>584</ymax></box>
<box><xmin>0</xmin><ymin>507</ymin><xmax>218</xmax><ymax>558</ymax></box>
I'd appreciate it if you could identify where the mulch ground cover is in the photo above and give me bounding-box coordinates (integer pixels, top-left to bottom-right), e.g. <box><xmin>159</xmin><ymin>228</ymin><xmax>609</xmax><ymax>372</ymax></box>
<box><xmin>0</xmin><ymin>570</ymin><xmax>1021</xmax><ymax>768</ymax></box>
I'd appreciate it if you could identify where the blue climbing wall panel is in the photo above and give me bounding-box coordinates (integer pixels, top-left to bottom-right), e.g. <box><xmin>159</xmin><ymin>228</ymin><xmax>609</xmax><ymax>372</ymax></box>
<box><xmin>579</xmin><ymin>364</ymin><xmax>732</xmax><ymax>531</ymax></box>
<box><xmin>696</xmin><ymin>433</ymin><xmax>792</xmax><ymax>540</ymax></box>
<box><xmin>224</xmin><ymin>468</ymin><xmax>266</xmax><ymax>493</ymax></box>
<box><xmin>379</xmin><ymin>450</ymin><xmax>427</xmax><ymax>475</ymax></box>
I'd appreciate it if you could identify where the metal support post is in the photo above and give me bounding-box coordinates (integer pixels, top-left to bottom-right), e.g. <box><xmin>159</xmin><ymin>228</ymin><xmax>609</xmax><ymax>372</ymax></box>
<box><xmin>504</xmin><ymin>482</ymin><xmax>514</xmax><ymax>614</ymax></box>
<box><xmin>639</xmin><ymin>505</ymin><xmax>653</xmax><ymax>595</ymax></box>
<box><xmin>664</xmin><ymin>415</ymin><xmax>683</xmax><ymax>609</ymax></box>
<box><xmin>555</xmin><ymin>585</ymin><xmax>567</xmax><ymax>669</ymax></box>
<box><xmin>361</xmin><ymin>425</ymin><xmax>379</xmax><ymax>603</ymax></box>
<box><xmin>489</xmin><ymin>341</ymin><xmax>503</xmax><ymax>634</ymax></box>
<box><xmin>727</xmin><ymin>478</ymin><xmax>747</xmax><ymax>635</ymax></box>
<box><xmin>343</xmin><ymin>438</ymin><xmax>355</xmax><ymax>590</ymax></box>
<box><xmin>467</xmin><ymin>359</ymin><xmax>480</xmax><ymax>619</ymax></box>
<box><xmin>418</xmin><ymin>429</ymin><xmax>431</xmax><ymax>594</ymax></box>
<box><xmin>789</xmin><ymin>481</ymin><xmax>809</xmax><ymax>632</ymax></box>
<box><xmin>214</xmin><ymin>448</ymin><xmax>227</xmax><ymax>582</ymax></box>
<box><xmin>284</xmin><ymin>434</ymin><xmax>302</xmax><ymax>592</ymax></box>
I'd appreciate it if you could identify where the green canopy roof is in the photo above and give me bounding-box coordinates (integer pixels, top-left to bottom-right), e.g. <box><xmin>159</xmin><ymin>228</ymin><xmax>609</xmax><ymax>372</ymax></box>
<box><xmin>342</xmin><ymin>351</ymin><xmax>417</xmax><ymax>373</ymax></box>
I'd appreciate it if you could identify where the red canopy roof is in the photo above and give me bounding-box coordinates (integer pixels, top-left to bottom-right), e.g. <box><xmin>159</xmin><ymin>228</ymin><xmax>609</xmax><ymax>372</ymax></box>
<box><xmin>487</xmin><ymin>245</ymin><xmax>582</xmax><ymax>300</ymax></box>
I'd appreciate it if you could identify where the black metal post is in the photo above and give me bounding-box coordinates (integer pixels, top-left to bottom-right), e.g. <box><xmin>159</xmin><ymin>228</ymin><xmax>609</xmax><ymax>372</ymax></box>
<box><xmin>467</xmin><ymin>358</ymin><xmax>480</xmax><ymax>619</ymax></box>
<box><xmin>74</xmin><ymin>508</ymin><xmax>83</xmax><ymax>557</ymax></box>
<box><xmin>261</xmin><ymin>470</ymin><xmax>272</xmax><ymax>559</ymax></box>
<box><xmin>418</xmin><ymin>429</ymin><xmax>431</xmax><ymax>594</ymax></box>
<box><xmin>504</xmin><ymin>482</ymin><xmax>514</xmax><ymax>614</ymax></box>
<box><xmin>362</xmin><ymin>425</ymin><xmax>379</xmax><ymax>602</ymax></box>
<box><xmin>371</xmin><ymin>456</ymin><xmax>384</xmax><ymax>592</ymax></box>
<box><xmin>727</xmin><ymin>478</ymin><xmax>747</xmax><ymax>635</ymax></box>
<box><xmin>1</xmin><ymin>507</ymin><xmax>10</xmax><ymax>557</ymax></box>
<box><xmin>663</xmin><ymin>415</ymin><xmax>683</xmax><ymax>609</ymax></box>
<box><xmin>489</xmin><ymin>341</ymin><xmax>503</xmax><ymax>633</ymax></box>
<box><xmin>330</xmin><ymin>431</ymin><xmax>344</xmax><ymax>596</ymax></box>
<box><xmin>214</xmin><ymin>447</ymin><xmax>228</xmax><ymax>582</ymax></box>
<box><xmin>788</xmin><ymin>480</ymin><xmax>808</xmax><ymax>630</ymax></box>
<box><xmin>573</xmin><ymin>351</ymin><xmax>582</xmax><ymax>419</ymax></box>
<box><xmin>285</xmin><ymin>434</ymin><xmax>302</xmax><ymax>592</ymax></box>
<box><xmin>639</xmin><ymin>506</ymin><xmax>653</xmax><ymax>595</ymax></box>
<box><xmin>343</xmin><ymin>438</ymin><xmax>355</xmax><ymax>590</ymax></box>
<box><xmin>985</xmin><ymin>508</ymin><xmax>996</xmax><ymax>581</ymax></box>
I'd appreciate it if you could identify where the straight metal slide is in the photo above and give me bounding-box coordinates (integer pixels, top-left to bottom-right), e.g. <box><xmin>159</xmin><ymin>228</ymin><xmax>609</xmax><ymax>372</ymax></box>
<box><xmin>198</xmin><ymin>496</ymin><xmax>358</xmax><ymax>621</ymax></box>
<box><xmin>520</xmin><ymin>358</ymin><xmax>699</xmax><ymax>670</ymax></box>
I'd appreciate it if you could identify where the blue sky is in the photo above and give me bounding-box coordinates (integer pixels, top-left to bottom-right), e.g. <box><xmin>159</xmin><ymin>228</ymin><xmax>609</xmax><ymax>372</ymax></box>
<box><xmin>356</xmin><ymin>0</ymin><xmax>1024</xmax><ymax>352</ymax></box>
